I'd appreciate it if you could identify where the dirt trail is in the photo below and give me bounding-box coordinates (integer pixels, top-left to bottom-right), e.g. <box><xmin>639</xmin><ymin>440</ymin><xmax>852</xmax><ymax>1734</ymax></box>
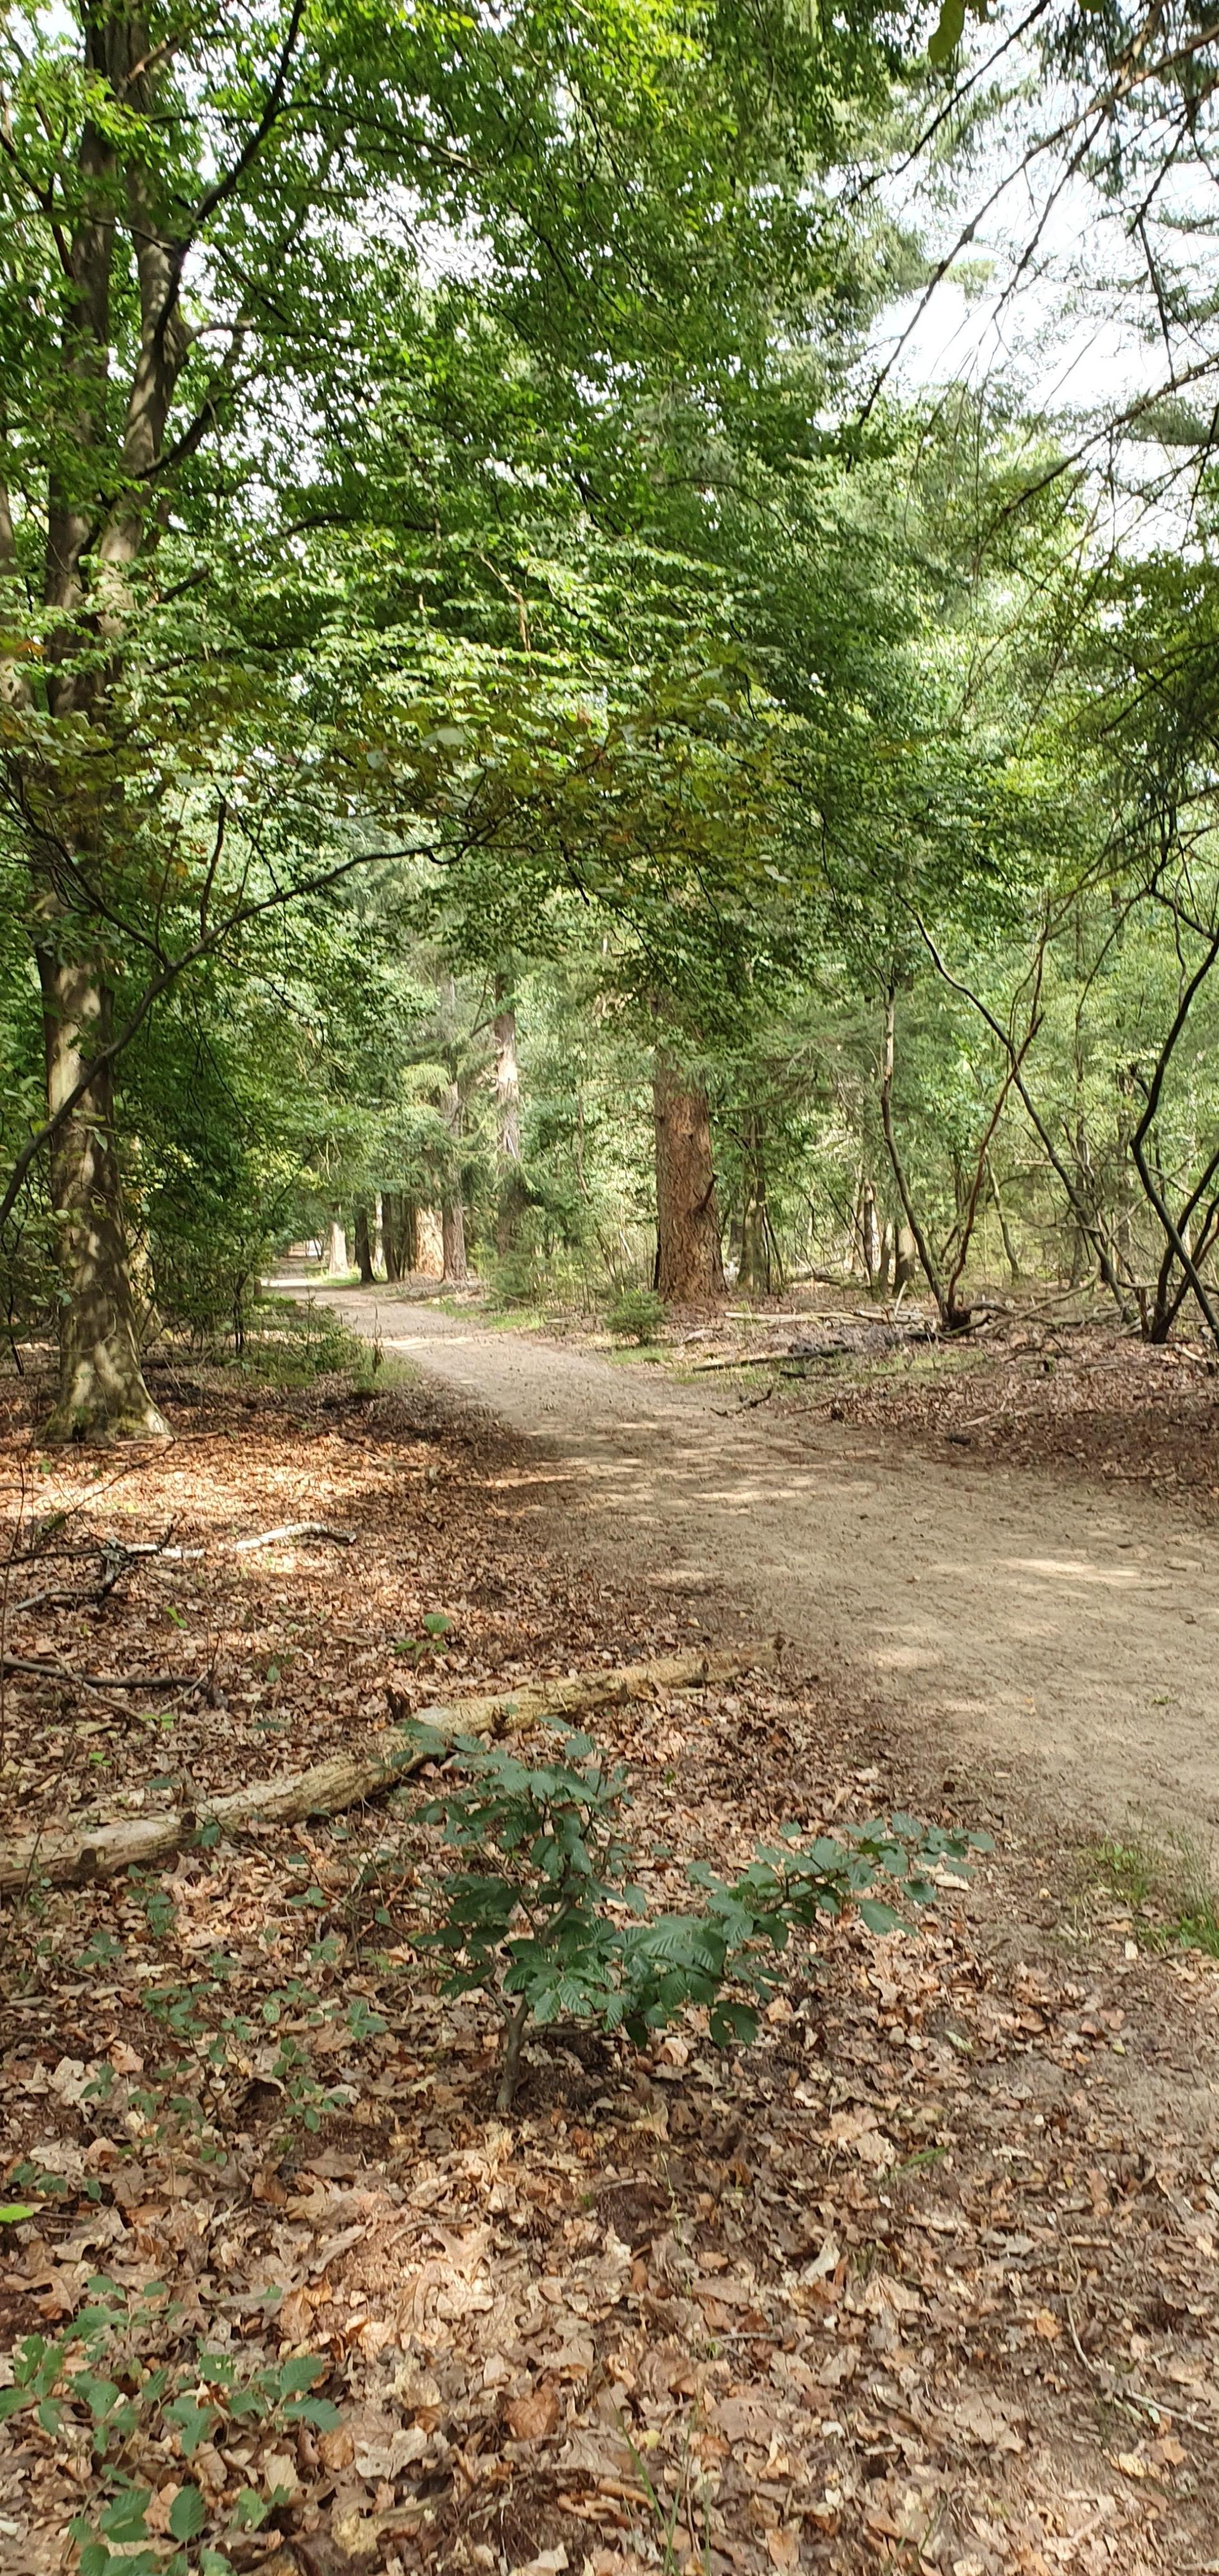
<box><xmin>316</xmin><ymin>1284</ymin><xmax>1219</xmax><ymax>1842</ymax></box>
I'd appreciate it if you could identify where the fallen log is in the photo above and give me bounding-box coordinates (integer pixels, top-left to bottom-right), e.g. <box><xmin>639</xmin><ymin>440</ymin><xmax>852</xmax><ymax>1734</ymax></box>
<box><xmin>694</xmin><ymin>1321</ymin><xmax>938</xmax><ymax>1372</ymax></box>
<box><xmin>0</xmin><ymin>1643</ymin><xmax>776</xmax><ymax>1897</ymax></box>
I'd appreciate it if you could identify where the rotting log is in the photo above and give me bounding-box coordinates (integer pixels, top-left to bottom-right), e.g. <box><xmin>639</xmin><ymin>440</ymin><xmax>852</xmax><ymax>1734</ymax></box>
<box><xmin>0</xmin><ymin>1644</ymin><xmax>777</xmax><ymax>1897</ymax></box>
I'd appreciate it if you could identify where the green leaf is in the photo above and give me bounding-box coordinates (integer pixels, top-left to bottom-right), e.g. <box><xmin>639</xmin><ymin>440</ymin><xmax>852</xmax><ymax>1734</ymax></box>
<box><xmin>283</xmin><ymin>2395</ymin><xmax>342</xmax><ymax>2427</ymax></box>
<box><xmin>928</xmin><ymin>0</ymin><xmax>967</xmax><ymax>62</ymax></box>
<box><xmin>0</xmin><ymin>2202</ymin><xmax>38</xmax><ymax>2223</ymax></box>
<box><xmin>169</xmin><ymin>2486</ymin><xmax>206</xmax><ymax>2542</ymax></box>
<box><xmin>167</xmin><ymin>2395</ymin><xmax>219</xmax><ymax>2456</ymax></box>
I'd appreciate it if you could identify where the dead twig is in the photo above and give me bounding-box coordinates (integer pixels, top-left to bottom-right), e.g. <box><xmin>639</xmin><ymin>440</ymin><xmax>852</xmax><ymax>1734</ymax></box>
<box><xmin>231</xmin><ymin>1521</ymin><xmax>353</xmax><ymax>1551</ymax></box>
<box><xmin>1</xmin><ymin>1656</ymin><xmax>204</xmax><ymax>1691</ymax></box>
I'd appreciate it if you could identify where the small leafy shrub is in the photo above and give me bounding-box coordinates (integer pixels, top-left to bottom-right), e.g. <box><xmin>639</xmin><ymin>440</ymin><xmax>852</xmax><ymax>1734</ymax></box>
<box><xmin>409</xmin><ymin>1722</ymin><xmax>984</xmax><ymax>2109</ymax></box>
<box><xmin>390</xmin><ymin>1609</ymin><xmax>454</xmax><ymax>1666</ymax></box>
<box><xmin>231</xmin><ymin>1295</ymin><xmax>365</xmax><ymax>1386</ymax></box>
<box><xmin>606</xmin><ymin>1286</ymin><xmax>667</xmax><ymax>1344</ymax></box>
<box><xmin>0</xmin><ymin>2275</ymin><xmax>341</xmax><ymax>2575</ymax></box>
<box><xmin>486</xmin><ymin>1249</ymin><xmax>543</xmax><ymax>1309</ymax></box>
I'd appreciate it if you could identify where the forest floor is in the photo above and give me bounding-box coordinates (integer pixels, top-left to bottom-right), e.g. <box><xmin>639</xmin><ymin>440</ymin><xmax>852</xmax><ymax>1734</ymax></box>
<box><xmin>1</xmin><ymin>1312</ymin><xmax>1218</xmax><ymax>2576</ymax></box>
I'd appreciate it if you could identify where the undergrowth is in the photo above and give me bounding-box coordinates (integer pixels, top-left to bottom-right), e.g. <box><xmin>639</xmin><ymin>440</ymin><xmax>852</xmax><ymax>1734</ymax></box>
<box><xmin>1087</xmin><ymin>1827</ymin><xmax>1219</xmax><ymax>1958</ymax></box>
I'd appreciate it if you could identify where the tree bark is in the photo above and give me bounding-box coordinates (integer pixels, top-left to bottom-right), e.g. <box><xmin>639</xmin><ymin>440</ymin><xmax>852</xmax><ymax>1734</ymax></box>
<box><xmin>893</xmin><ymin>1225</ymin><xmax>918</xmax><ymax>1291</ymax></box>
<box><xmin>493</xmin><ymin>974</ymin><xmax>528</xmax><ymax>1255</ymax></box>
<box><xmin>0</xmin><ymin>1643</ymin><xmax>776</xmax><ymax>1895</ymax></box>
<box><xmin>354</xmin><ymin>1204</ymin><xmax>376</xmax><ymax>1285</ymax></box>
<box><xmin>441</xmin><ymin>1076</ymin><xmax>468</xmax><ymax>1282</ymax></box>
<box><xmin>442</xmin><ymin>1197</ymin><xmax>468</xmax><ymax>1283</ymax></box>
<box><xmin>40</xmin><ymin>960</ymin><xmax>167</xmax><ymax>1443</ymax></box>
<box><xmin>325</xmin><ymin>1217</ymin><xmax>348</xmax><ymax>1275</ymax></box>
<box><xmin>383</xmin><ymin>1192</ymin><xmax>403</xmax><ymax>1280</ymax></box>
<box><xmin>653</xmin><ymin>1049</ymin><xmax>726</xmax><ymax>1302</ymax></box>
<box><xmin>26</xmin><ymin>11</ymin><xmax>190</xmax><ymax>1442</ymax></box>
<box><xmin>416</xmin><ymin>1208</ymin><xmax>443</xmax><ymax>1276</ymax></box>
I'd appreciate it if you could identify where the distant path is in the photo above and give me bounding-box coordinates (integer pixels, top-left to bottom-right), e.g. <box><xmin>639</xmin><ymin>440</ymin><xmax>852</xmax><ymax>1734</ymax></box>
<box><xmin>305</xmin><ymin>1280</ymin><xmax>1218</xmax><ymax>1841</ymax></box>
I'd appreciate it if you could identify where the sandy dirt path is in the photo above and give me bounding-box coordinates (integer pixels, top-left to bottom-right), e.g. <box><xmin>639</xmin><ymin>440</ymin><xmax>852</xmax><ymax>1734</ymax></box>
<box><xmin>311</xmin><ymin>1284</ymin><xmax>1218</xmax><ymax>1842</ymax></box>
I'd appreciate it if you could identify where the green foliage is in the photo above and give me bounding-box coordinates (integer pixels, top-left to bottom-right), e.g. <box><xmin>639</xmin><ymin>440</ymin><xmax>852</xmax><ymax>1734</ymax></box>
<box><xmin>1090</xmin><ymin>1833</ymin><xmax>1219</xmax><ymax>1960</ymax></box>
<box><xmin>231</xmin><ymin>1298</ymin><xmax>366</xmax><ymax>1388</ymax></box>
<box><xmin>408</xmin><ymin>1722</ymin><xmax>985</xmax><ymax>2101</ymax></box>
<box><xmin>606</xmin><ymin>1287</ymin><xmax>668</xmax><ymax>1343</ymax></box>
<box><xmin>390</xmin><ymin>1611</ymin><xmax>454</xmax><ymax>1668</ymax></box>
<box><xmin>0</xmin><ymin>2276</ymin><xmax>340</xmax><ymax>2575</ymax></box>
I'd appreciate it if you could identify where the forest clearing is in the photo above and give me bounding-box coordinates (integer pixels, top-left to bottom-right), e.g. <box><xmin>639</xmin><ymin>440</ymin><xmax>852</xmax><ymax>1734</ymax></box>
<box><xmin>7</xmin><ymin>0</ymin><xmax>1219</xmax><ymax>2571</ymax></box>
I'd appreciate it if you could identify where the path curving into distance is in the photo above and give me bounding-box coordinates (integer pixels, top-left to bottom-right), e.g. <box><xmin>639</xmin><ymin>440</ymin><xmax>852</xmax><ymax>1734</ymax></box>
<box><xmin>303</xmin><ymin>1280</ymin><xmax>1219</xmax><ymax>1844</ymax></box>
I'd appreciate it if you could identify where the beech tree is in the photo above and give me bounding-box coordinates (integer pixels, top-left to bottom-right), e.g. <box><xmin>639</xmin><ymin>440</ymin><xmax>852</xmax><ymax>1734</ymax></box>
<box><xmin>0</xmin><ymin>0</ymin><xmax>910</xmax><ymax>1437</ymax></box>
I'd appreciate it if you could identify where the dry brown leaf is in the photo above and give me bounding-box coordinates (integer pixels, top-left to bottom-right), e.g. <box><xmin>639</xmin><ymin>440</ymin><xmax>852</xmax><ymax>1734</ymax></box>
<box><xmin>506</xmin><ymin>2384</ymin><xmax>561</xmax><ymax>2441</ymax></box>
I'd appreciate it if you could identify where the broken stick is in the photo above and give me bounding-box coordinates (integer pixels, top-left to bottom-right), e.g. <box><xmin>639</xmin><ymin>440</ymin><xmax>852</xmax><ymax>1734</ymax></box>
<box><xmin>0</xmin><ymin>1643</ymin><xmax>777</xmax><ymax>1896</ymax></box>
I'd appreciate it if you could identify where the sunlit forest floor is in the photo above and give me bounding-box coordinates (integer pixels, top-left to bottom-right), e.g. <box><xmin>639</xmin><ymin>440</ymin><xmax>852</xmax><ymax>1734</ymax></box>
<box><xmin>466</xmin><ymin>1282</ymin><xmax>1219</xmax><ymax>1524</ymax></box>
<box><xmin>1</xmin><ymin>1350</ymin><xmax>1218</xmax><ymax>2575</ymax></box>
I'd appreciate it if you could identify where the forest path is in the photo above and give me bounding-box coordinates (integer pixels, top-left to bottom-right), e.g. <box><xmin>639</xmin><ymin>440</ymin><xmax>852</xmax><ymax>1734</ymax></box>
<box><xmin>314</xmin><ymin>1284</ymin><xmax>1218</xmax><ymax>1844</ymax></box>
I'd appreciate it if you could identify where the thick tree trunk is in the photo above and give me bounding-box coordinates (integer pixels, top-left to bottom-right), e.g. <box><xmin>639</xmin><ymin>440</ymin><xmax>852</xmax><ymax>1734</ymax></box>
<box><xmin>325</xmin><ymin>1216</ymin><xmax>348</xmax><ymax>1275</ymax></box>
<box><xmin>354</xmin><ymin>1204</ymin><xmax>376</xmax><ymax>1285</ymax></box>
<box><xmin>40</xmin><ymin>958</ymin><xmax>167</xmax><ymax>1443</ymax></box>
<box><xmin>493</xmin><ymin>976</ymin><xmax>527</xmax><ymax>1255</ymax></box>
<box><xmin>416</xmin><ymin>1208</ymin><xmax>443</xmax><ymax>1276</ymax></box>
<box><xmin>653</xmin><ymin>1049</ymin><xmax>726</xmax><ymax>1302</ymax></box>
<box><xmin>442</xmin><ymin>1198</ymin><xmax>468</xmax><ymax>1283</ymax></box>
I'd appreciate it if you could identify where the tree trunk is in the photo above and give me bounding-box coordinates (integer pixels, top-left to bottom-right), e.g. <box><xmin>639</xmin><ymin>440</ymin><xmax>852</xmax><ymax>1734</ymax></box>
<box><xmin>653</xmin><ymin>1049</ymin><xmax>726</xmax><ymax>1302</ymax></box>
<box><xmin>39</xmin><ymin>958</ymin><xmax>167</xmax><ymax>1443</ymax></box>
<box><xmin>493</xmin><ymin>974</ymin><xmax>528</xmax><ymax>1255</ymax></box>
<box><xmin>373</xmin><ymin>1193</ymin><xmax>385</xmax><ymax>1275</ymax></box>
<box><xmin>443</xmin><ymin>1197</ymin><xmax>468</xmax><ymax>1283</ymax></box>
<box><xmin>739</xmin><ymin>1113</ymin><xmax>776</xmax><ymax>1297</ymax></box>
<box><xmin>325</xmin><ymin>1217</ymin><xmax>348</xmax><ymax>1275</ymax></box>
<box><xmin>893</xmin><ymin>1224</ymin><xmax>918</xmax><ymax>1291</ymax></box>
<box><xmin>859</xmin><ymin>1178</ymin><xmax>881</xmax><ymax>1286</ymax></box>
<box><xmin>383</xmin><ymin>1193</ymin><xmax>401</xmax><ymax>1280</ymax></box>
<box><xmin>441</xmin><ymin>1074</ymin><xmax>468</xmax><ymax>1282</ymax></box>
<box><xmin>354</xmin><ymin>1204</ymin><xmax>375</xmax><ymax>1285</ymax></box>
<box><xmin>416</xmin><ymin>1208</ymin><xmax>443</xmax><ymax>1276</ymax></box>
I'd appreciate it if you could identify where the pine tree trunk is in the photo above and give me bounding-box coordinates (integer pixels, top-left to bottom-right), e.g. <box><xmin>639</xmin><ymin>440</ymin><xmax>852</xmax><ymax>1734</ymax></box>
<box><xmin>493</xmin><ymin>976</ymin><xmax>527</xmax><ymax>1255</ymax></box>
<box><xmin>653</xmin><ymin>1049</ymin><xmax>726</xmax><ymax>1302</ymax></box>
<box><xmin>39</xmin><ymin>956</ymin><xmax>167</xmax><ymax>1444</ymax></box>
<box><xmin>354</xmin><ymin>1204</ymin><xmax>375</xmax><ymax>1285</ymax></box>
